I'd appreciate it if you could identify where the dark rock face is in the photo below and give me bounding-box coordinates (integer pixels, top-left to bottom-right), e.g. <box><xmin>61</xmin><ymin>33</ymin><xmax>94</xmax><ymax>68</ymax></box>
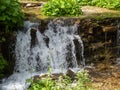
<box><xmin>78</xmin><ymin>18</ymin><xmax>120</xmax><ymax>63</ymax></box>
<box><xmin>73</xmin><ymin>38</ymin><xmax>84</xmax><ymax>65</ymax></box>
<box><xmin>1</xmin><ymin>32</ymin><xmax>16</xmax><ymax>78</ymax></box>
<box><xmin>30</xmin><ymin>28</ymin><xmax>37</xmax><ymax>48</ymax></box>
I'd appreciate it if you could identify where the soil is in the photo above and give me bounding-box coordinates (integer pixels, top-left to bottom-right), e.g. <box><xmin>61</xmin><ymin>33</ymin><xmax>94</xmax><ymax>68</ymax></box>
<box><xmin>87</xmin><ymin>63</ymin><xmax>120</xmax><ymax>90</ymax></box>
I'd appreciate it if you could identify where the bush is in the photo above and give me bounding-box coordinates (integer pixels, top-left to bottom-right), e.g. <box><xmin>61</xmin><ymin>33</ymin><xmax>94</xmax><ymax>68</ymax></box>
<box><xmin>0</xmin><ymin>0</ymin><xmax>24</xmax><ymax>30</ymax></box>
<box><xmin>42</xmin><ymin>0</ymin><xmax>83</xmax><ymax>16</ymax></box>
<box><xmin>0</xmin><ymin>0</ymin><xmax>24</xmax><ymax>43</ymax></box>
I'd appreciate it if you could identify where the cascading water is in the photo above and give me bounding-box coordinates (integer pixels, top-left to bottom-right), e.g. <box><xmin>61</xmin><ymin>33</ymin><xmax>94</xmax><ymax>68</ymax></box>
<box><xmin>1</xmin><ymin>20</ymin><xmax>85</xmax><ymax>90</ymax></box>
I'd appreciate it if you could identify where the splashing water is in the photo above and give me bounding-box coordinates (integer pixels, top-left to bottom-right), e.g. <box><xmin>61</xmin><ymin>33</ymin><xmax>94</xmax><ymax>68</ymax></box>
<box><xmin>1</xmin><ymin>20</ymin><xmax>84</xmax><ymax>90</ymax></box>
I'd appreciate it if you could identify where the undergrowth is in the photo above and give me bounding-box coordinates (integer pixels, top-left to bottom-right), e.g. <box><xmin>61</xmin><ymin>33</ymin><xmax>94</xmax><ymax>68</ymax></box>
<box><xmin>27</xmin><ymin>70</ymin><xmax>93</xmax><ymax>90</ymax></box>
<box><xmin>77</xmin><ymin>0</ymin><xmax>120</xmax><ymax>10</ymax></box>
<box><xmin>0</xmin><ymin>54</ymin><xmax>8</xmax><ymax>78</ymax></box>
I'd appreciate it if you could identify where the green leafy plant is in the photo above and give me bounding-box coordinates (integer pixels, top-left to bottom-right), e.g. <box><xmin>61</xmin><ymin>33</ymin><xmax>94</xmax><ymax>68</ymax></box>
<box><xmin>74</xmin><ymin>70</ymin><xmax>92</xmax><ymax>90</ymax></box>
<box><xmin>0</xmin><ymin>0</ymin><xmax>24</xmax><ymax>42</ymax></box>
<box><xmin>28</xmin><ymin>76</ymin><xmax>55</xmax><ymax>90</ymax></box>
<box><xmin>0</xmin><ymin>0</ymin><xmax>24</xmax><ymax>29</ymax></box>
<box><xmin>42</xmin><ymin>0</ymin><xmax>83</xmax><ymax>16</ymax></box>
<box><xmin>0</xmin><ymin>54</ymin><xmax>8</xmax><ymax>78</ymax></box>
<box><xmin>27</xmin><ymin>70</ymin><xmax>93</xmax><ymax>90</ymax></box>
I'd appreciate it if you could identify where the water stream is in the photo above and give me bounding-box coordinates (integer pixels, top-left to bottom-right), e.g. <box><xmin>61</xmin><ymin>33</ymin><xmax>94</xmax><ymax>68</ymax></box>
<box><xmin>1</xmin><ymin>20</ymin><xmax>84</xmax><ymax>90</ymax></box>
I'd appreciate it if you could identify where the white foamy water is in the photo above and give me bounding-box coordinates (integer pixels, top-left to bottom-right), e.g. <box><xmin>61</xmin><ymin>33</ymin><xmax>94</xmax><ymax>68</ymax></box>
<box><xmin>1</xmin><ymin>20</ymin><xmax>84</xmax><ymax>90</ymax></box>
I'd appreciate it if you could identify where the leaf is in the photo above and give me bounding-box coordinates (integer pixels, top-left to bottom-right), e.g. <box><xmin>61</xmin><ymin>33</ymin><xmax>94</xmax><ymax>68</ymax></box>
<box><xmin>0</xmin><ymin>15</ymin><xmax>6</xmax><ymax>21</ymax></box>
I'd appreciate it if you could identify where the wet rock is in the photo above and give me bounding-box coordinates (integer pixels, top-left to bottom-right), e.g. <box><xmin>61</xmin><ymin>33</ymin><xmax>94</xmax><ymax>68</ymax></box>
<box><xmin>33</xmin><ymin>69</ymin><xmax>77</xmax><ymax>82</ymax></box>
<box><xmin>33</xmin><ymin>73</ymin><xmax>64</xmax><ymax>81</ymax></box>
<box><xmin>33</xmin><ymin>75</ymin><xmax>41</xmax><ymax>81</ymax></box>
<box><xmin>30</xmin><ymin>28</ymin><xmax>37</xmax><ymax>47</ymax></box>
<box><xmin>0</xmin><ymin>79</ymin><xmax>2</xmax><ymax>84</ymax></box>
<box><xmin>38</xmin><ymin>20</ymin><xmax>48</xmax><ymax>34</ymax></box>
<box><xmin>51</xmin><ymin>73</ymin><xmax>64</xmax><ymax>80</ymax></box>
<box><xmin>74</xmin><ymin>39</ymin><xmax>83</xmax><ymax>65</ymax></box>
<box><xmin>66</xmin><ymin>69</ymin><xmax>76</xmax><ymax>80</ymax></box>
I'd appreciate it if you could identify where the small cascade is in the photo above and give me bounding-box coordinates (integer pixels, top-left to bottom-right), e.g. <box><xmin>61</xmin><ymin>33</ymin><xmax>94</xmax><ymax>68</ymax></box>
<box><xmin>1</xmin><ymin>20</ymin><xmax>84</xmax><ymax>90</ymax></box>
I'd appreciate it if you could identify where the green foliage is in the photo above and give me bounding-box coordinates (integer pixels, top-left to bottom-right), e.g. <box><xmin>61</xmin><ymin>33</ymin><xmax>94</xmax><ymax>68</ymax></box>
<box><xmin>0</xmin><ymin>0</ymin><xmax>24</xmax><ymax>43</ymax></box>
<box><xmin>0</xmin><ymin>0</ymin><xmax>24</xmax><ymax>30</ymax></box>
<box><xmin>53</xmin><ymin>75</ymin><xmax>72</xmax><ymax>90</ymax></box>
<box><xmin>74</xmin><ymin>71</ymin><xmax>92</xmax><ymax>90</ymax></box>
<box><xmin>42</xmin><ymin>0</ymin><xmax>83</xmax><ymax>16</ymax></box>
<box><xmin>28</xmin><ymin>71</ymin><xmax>93</xmax><ymax>90</ymax></box>
<box><xmin>77</xmin><ymin>0</ymin><xmax>120</xmax><ymax>10</ymax></box>
<box><xmin>28</xmin><ymin>76</ymin><xmax>55</xmax><ymax>90</ymax></box>
<box><xmin>0</xmin><ymin>54</ymin><xmax>8</xmax><ymax>78</ymax></box>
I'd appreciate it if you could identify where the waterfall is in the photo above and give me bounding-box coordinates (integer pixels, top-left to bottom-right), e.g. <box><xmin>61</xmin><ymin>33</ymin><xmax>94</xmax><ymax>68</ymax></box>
<box><xmin>1</xmin><ymin>20</ymin><xmax>84</xmax><ymax>90</ymax></box>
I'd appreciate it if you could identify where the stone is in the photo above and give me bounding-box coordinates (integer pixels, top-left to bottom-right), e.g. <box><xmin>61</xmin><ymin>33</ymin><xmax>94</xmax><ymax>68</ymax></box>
<box><xmin>51</xmin><ymin>73</ymin><xmax>64</xmax><ymax>80</ymax></box>
<box><xmin>0</xmin><ymin>79</ymin><xmax>2</xmax><ymax>84</ymax></box>
<box><xmin>66</xmin><ymin>69</ymin><xmax>76</xmax><ymax>80</ymax></box>
<box><xmin>33</xmin><ymin>75</ymin><xmax>41</xmax><ymax>81</ymax></box>
<box><xmin>33</xmin><ymin>73</ymin><xmax>64</xmax><ymax>81</ymax></box>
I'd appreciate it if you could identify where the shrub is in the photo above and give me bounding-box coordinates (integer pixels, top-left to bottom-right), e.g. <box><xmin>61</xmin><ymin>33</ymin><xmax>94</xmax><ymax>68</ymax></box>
<box><xmin>42</xmin><ymin>0</ymin><xmax>83</xmax><ymax>16</ymax></box>
<box><xmin>0</xmin><ymin>0</ymin><xmax>24</xmax><ymax>43</ymax></box>
<box><xmin>0</xmin><ymin>0</ymin><xmax>24</xmax><ymax>30</ymax></box>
